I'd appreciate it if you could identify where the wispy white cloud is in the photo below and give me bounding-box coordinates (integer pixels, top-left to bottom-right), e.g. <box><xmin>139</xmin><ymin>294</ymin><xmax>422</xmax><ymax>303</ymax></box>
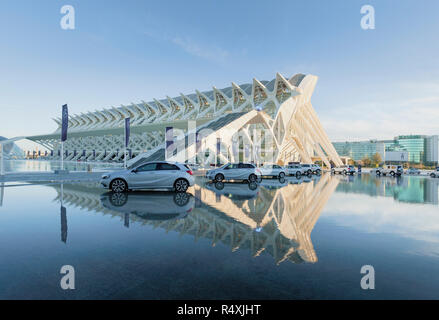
<box><xmin>144</xmin><ymin>29</ymin><xmax>229</xmax><ymax>64</ymax></box>
<box><xmin>171</xmin><ymin>37</ymin><xmax>229</xmax><ymax>64</ymax></box>
<box><xmin>321</xmin><ymin>82</ymin><xmax>439</xmax><ymax>141</ymax></box>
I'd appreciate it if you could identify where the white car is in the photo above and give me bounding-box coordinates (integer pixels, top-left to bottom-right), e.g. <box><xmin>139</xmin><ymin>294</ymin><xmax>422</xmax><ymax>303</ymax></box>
<box><xmin>185</xmin><ymin>162</ymin><xmax>199</xmax><ymax>171</ymax></box>
<box><xmin>375</xmin><ymin>165</ymin><xmax>404</xmax><ymax>176</ymax></box>
<box><xmin>287</xmin><ymin>164</ymin><xmax>303</xmax><ymax>177</ymax></box>
<box><xmin>206</xmin><ymin>163</ymin><xmax>262</xmax><ymax>182</ymax></box>
<box><xmin>430</xmin><ymin>168</ymin><xmax>439</xmax><ymax>178</ymax></box>
<box><xmin>332</xmin><ymin>165</ymin><xmax>356</xmax><ymax>175</ymax></box>
<box><xmin>100</xmin><ymin>161</ymin><xmax>195</xmax><ymax>193</ymax></box>
<box><xmin>258</xmin><ymin>164</ymin><xmax>286</xmax><ymax>179</ymax></box>
<box><xmin>406</xmin><ymin>167</ymin><xmax>421</xmax><ymax>175</ymax></box>
<box><xmin>301</xmin><ymin>163</ymin><xmax>322</xmax><ymax>175</ymax></box>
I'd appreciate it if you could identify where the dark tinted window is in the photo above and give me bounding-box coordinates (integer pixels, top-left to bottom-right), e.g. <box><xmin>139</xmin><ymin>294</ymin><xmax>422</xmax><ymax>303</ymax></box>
<box><xmin>157</xmin><ymin>163</ymin><xmax>179</xmax><ymax>170</ymax></box>
<box><xmin>137</xmin><ymin>163</ymin><xmax>157</xmax><ymax>172</ymax></box>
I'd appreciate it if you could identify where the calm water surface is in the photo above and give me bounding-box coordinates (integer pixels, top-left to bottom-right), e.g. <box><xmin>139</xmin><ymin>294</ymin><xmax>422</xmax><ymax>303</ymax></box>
<box><xmin>2</xmin><ymin>159</ymin><xmax>122</xmax><ymax>173</ymax></box>
<box><xmin>0</xmin><ymin>162</ymin><xmax>439</xmax><ymax>299</ymax></box>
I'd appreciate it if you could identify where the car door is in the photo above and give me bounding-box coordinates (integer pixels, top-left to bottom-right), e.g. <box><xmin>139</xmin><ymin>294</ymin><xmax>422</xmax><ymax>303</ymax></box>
<box><xmin>129</xmin><ymin>163</ymin><xmax>158</xmax><ymax>189</ymax></box>
<box><xmin>156</xmin><ymin>162</ymin><xmax>180</xmax><ymax>188</ymax></box>
<box><xmin>237</xmin><ymin>163</ymin><xmax>252</xmax><ymax>179</ymax></box>
<box><xmin>223</xmin><ymin>164</ymin><xmax>238</xmax><ymax>180</ymax></box>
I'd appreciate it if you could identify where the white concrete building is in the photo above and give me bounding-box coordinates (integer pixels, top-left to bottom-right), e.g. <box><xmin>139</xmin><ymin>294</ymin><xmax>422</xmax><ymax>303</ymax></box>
<box><xmin>28</xmin><ymin>73</ymin><xmax>342</xmax><ymax>167</ymax></box>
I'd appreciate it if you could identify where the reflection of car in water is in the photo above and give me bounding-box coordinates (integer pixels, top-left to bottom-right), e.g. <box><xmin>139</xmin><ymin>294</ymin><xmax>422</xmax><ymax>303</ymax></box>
<box><xmin>260</xmin><ymin>177</ymin><xmax>288</xmax><ymax>189</ymax></box>
<box><xmin>205</xmin><ymin>181</ymin><xmax>260</xmax><ymax>199</ymax></box>
<box><xmin>100</xmin><ymin>192</ymin><xmax>194</xmax><ymax>221</ymax></box>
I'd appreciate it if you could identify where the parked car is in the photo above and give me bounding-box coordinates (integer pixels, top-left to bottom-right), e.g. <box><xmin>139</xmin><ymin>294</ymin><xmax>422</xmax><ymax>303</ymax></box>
<box><xmin>379</xmin><ymin>165</ymin><xmax>404</xmax><ymax>176</ymax></box>
<box><xmin>258</xmin><ymin>164</ymin><xmax>286</xmax><ymax>178</ymax></box>
<box><xmin>300</xmin><ymin>163</ymin><xmax>321</xmax><ymax>175</ymax></box>
<box><xmin>406</xmin><ymin>167</ymin><xmax>421</xmax><ymax>175</ymax></box>
<box><xmin>100</xmin><ymin>161</ymin><xmax>195</xmax><ymax>193</ymax></box>
<box><xmin>185</xmin><ymin>162</ymin><xmax>199</xmax><ymax>171</ymax></box>
<box><xmin>100</xmin><ymin>191</ymin><xmax>194</xmax><ymax>221</ymax></box>
<box><xmin>332</xmin><ymin>165</ymin><xmax>356</xmax><ymax>175</ymax></box>
<box><xmin>206</xmin><ymin>163</ymin><xmax>262</xmax><ymax>182</ymax></box>
<box><xmin>287</xmin><ymin>164</ymin><xmax>303</xmax><ymax>177</ymax></box>
<box><xmin>430</xmin><ymin>168</ymin><xmax>439</xmax><ymax>178</ymax></box>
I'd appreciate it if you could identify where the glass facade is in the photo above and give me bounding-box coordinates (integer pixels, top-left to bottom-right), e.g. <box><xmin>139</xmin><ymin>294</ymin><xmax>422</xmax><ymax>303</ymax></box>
<box><xmin>332</xmin><ymin>140</ymin><xmax>382</xmax><ymax>161</ymax></box>
<box><xmin>391</xmin><ymin>135</ymin><xmax>425</xmax><ymax>163</ymax></box>
<box><xmin>333</xmin><ymin>135</ymin><xmax>439</xmax><ymax>165</ymax></box>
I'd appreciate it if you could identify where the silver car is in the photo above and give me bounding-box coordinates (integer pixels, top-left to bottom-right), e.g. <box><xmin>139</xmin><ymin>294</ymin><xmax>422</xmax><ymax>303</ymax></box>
<box><xmin>100</xmin><ymin>161</ymin><xmax>195</xmax><ymax>193</ymax></box>
<box><xmin>206</xmin><ymin>163</ymin><xmax>262</xmax><ymax>182</ymax></box>
<box><xmin>287</xmin><ymin>164</ymin><xmax>303</xmax><ymax>177</ymax></box>
<box><xmin>430</xmin><ymin>168</ymin><xmax>439</xmax><ymax>178</ymax></box>
<box><xmin>258</xmin><ymin>164</ymin><xmax>286</xmax><ymax>178</ymax></box>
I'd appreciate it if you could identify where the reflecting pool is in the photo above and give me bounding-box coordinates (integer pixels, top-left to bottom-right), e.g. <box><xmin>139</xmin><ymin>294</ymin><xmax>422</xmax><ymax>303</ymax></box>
<box><xmin>1</xmin><ymin>159</ymin><xmax>122</xmax><ymax>173</ymax></box>
<box><xmin>0</xmin><ymin>172</ymin><xmax>438</xmax><ymax>299</ymax></box>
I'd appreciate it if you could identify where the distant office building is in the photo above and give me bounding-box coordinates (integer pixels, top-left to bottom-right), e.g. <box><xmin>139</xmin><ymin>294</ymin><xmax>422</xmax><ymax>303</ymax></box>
<box><xmin>333</xmin><ymin>134</ymin><xmax>439</xmax><ymax>165</ymax></box>
<box><xmin>332</xmin><ymin>140</ymin><xmax>384</xmax><ymax>162</ymax></box>
<box><xmin>426</xmin><ymin>135</ymin><xmax>439</xmax><ymax>165</ymax></box>
<box><xmin>390</xmin><ymin>135</ymin><xmax>426</xmax><ymax>163</ymax></box>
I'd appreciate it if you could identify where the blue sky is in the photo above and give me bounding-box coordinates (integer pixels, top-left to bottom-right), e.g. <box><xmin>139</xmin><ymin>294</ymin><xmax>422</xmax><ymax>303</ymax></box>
<box><xmin>0</xmin><ymin>0</ymin><xmax>438</xmax><ymax>150</ymax></box>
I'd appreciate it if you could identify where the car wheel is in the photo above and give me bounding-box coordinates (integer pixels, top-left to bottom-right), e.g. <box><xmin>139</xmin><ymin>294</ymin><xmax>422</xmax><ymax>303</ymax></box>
<box><xmin>214</xmin><ymin>181</ymin><xmax>225</xmax><ymax>190</ymax></box>
<box><xmin>331</xmin><ymin>169</ymin><xmax>335</xmax><ymax>174</ymax></box>
<box><xmin>343</xmin><ymin>170</ymin><xmax>347</xmax><ymax>175</ymax></box>
<box><xmin>109</xmin><ymin>192</ymin><xmax>128</xmax><ymax>206</ymax></box>
<box><xmin>174</xmin><ymin>192</ymin><xmax>190</xmax><ymax>206</ymax></box>
<box><xmin>431</xmin><ymin>173</ymin><xmax>436</xmax><ymax>178</ymax></box>
<box><xmin>316</xmin><ymin>169</ymin><xmax>321</xmax><ymax>175</ymax></box>
<box><xmin>174</xmin><ymin>179</ymin><xmax>189</xmax><ymax>192</ymax></box>
<box><xmin>248</xmin><ymin>182</ymin><xmax>258</xmax><ymax>190</ymax></box>
<box><xmin>390</xmin><ymin>171</ymin><xmax>395</xmax><ymax>176</ymax></box>
<box><xmin>249</xmin><ymin>174</ymin><xmax>257</xmax><ymax>182</ymax></box>
<box><xmin>279</xmin><ymin>172</ymin><xmax>285</xmax><ymax>179</ymax></box>
<box><xmin>296</xmin><ymin>171</ymin><xmax>302</xmax><ymax>178</ymax></box>
<box><xmin>215</xmin><ymin>173</ymin><xmax>224</xmax><ymax>182</ymax></box>
<box><xmin>376</xmin><ymin>171</ymin><xmax>381</xmax><ymax>176</ymax></box>
<box><xmin>278</xmin><ymin>177</ymin><xmax>286</xmax><ymax>184</ymax></box>
<box><xmin>111</xmin><ymin>179</ymin><xmax>127</xmax><ymax>193</ymax></box>
<box><xmin>308</xmin><ymin>169</ymin><xmax>312</xmax><ymax>175</ymax></box>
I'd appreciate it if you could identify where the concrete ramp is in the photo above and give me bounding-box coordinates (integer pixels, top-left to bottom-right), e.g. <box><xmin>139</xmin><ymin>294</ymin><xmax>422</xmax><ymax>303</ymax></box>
<box><xmin>127</xmin><ymin>111</ymin><xmax>250</xmax><ymax>168</ymax></box>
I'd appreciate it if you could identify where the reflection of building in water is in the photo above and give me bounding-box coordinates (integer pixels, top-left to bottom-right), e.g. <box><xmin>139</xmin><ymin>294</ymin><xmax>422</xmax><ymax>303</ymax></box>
<box><xmin>52</xmin><ymin>175</ymin><xmax>338</xmax><ymax>265</ymax></box>
<box><xmin>335</xmin><ymin>175</ymin><xmax>439</xmax><ymax>205</ymax></box>
<box><xmin>0</xmin><ymin>182</ymin><xmax>4</xmax><ymax>207</ymax></box>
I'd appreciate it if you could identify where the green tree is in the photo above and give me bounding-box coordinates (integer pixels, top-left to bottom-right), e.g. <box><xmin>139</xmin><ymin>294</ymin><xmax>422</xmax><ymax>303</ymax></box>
<box><xmin>371</xmin><ymin>153</ymin><xmax>382</xmax><ymax>167</ymax></box>
<box><xmin>362</xmin><ymin>156</ymin><xmax>372</xmax><ymax>167</ymax></box>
